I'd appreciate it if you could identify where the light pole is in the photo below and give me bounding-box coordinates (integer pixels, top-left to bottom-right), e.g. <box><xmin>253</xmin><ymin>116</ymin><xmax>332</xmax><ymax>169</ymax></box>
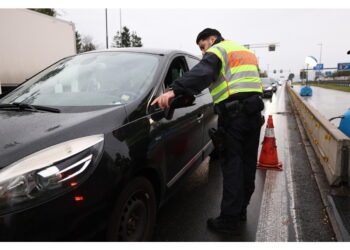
<box><xmin>318</xmin><ymin>43</ymin><xmax>323</xmax><ymax>63</ymax></box>
<box><xmin>120</xmin><ymin>8</ymin><xmax>122</xmax><ymax>34</ymax></box>
<box><xmin>305</xmin><ymin>56</ymin><xmax>318</xmax><ymax>85</ymax></box>
<box><xmin>105</xmin><ymin>8</ymin><xmax>108</xmax><ymax>49</ymax></box>
<box><xmin>267</xmin><ymin>64</ymin><xmax>269</xmax><ymax>76</ymax></box>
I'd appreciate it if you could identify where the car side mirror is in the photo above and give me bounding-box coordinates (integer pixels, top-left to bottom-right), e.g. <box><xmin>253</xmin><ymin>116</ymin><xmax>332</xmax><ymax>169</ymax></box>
<box><xmin>164</xmin><ymin>107</ymin><xmax>175</xmax><ymax>120</ymax></box>
<box><xmin>164</xmin><ymin>95</ymin><xmax>195</xmax><ymax>120</ymax></box>
<box><xmin>149</xmin><ymin>103</ymin><xmax>165</xmax><ymax>121</ymax></box>
<box><xmin>149</xmin><ymin>95</ymin><xmax>196</xmax><ymax>121</ymax></box>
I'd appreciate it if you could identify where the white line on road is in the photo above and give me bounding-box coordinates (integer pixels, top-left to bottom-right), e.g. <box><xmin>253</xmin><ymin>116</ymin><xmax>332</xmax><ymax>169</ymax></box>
<box><xmin>255</xmin><ymin>87</ymin><xmax>300</xmax><ymax>241</ymax></box>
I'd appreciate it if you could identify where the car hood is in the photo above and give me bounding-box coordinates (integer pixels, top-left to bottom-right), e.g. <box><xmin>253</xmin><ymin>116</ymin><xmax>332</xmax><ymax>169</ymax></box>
<box><xmin>0</xmin><ymin>106</ymin><xmax>127</xmax><ymax>169</ymax></box>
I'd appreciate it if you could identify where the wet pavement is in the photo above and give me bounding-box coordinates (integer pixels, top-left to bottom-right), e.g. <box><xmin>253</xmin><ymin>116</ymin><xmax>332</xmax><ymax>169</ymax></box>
<box><xmin>153</xmin><ymin>156</ymin><xmax>266</xmax><ymax>241</ymax></box>
<box><xmin>292</xmin><ymin>85</ymin><xmax>350</xmax><ymax>127</ymax></box>
<box><xmin>291</xmin><ymin>84</ymin><xmax>350</xmax><ymax>241</ymax></box>
<box><xmin>153</xmin><ymin>85</ymin><xmax>335</xmax><ymax>241</ymax></box>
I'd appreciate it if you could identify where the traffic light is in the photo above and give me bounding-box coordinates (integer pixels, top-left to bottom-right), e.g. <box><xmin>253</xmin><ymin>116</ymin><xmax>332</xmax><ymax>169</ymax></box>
<box><xmin>268</xmin><ymin>44</ymin><xmax>276</xmax><ymax>51</ymax></box>
<box><xmin>280</xmin><ymin>69</ymin><xmax>283</xmax><ymax>73</ymax></box>
<box><xmin>273</xmin><ymin>70</ymin><xmax>277</xmax><ymax>74</ymax></box>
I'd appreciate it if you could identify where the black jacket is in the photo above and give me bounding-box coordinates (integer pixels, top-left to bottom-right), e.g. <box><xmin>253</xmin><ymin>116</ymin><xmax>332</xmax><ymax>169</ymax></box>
<box><xmin>170</xmin><ymin>37</ymin><xmax>222</xmax><ymax>97</ymax></box>
<box><xmin>170</xmin><ymin>38</ymin><xmax>260</xmax><ymax>102</ymax></box>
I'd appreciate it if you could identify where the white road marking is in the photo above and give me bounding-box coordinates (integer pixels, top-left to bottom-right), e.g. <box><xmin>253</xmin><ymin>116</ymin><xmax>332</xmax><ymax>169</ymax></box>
<box><xmin>255</xmin><ymin>87</ymin><xmax>300</xmax><ymax>241</ymax></box>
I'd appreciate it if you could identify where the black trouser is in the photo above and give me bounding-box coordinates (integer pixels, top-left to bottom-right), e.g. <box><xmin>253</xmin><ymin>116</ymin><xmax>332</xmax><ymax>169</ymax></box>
<box><xmin>218</xmin><ymin>106</ymin><xmax>262</xmax><ymax>219</ymax></box>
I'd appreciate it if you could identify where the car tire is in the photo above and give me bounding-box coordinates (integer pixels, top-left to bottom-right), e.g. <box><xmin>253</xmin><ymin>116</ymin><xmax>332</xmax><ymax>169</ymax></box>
<box><xmin>107</xmin><ymin>177</ymin><xmax>157</xmax><ymax>241</ymax></box>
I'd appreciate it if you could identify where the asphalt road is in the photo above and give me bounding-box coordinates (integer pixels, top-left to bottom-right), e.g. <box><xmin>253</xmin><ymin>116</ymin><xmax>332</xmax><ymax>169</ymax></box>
<box><xmin>152</xmin><ymin>88</ymin><xmax>287</xmax><ymax>241</ymax></box>
<box><xmin>153</xmin><ymin>85</ymin><xmax>335</xmax><ymax>242</ymax></box>
<box><xmin>153</xmin><ymin>155</ymin><xmax>266</xmax><ymax>241</ymax></box>
<box><xmin>153</xmin><ymin>87</ymin><xmax>276</xmax><ymax>241</ymax></box>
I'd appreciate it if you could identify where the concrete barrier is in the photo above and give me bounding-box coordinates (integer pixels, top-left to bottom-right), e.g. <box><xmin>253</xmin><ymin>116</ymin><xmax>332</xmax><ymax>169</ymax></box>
<box><xmin>287</xmin><ymin>84</ymin><xmax>350</xmax><ymax>186</ymax></box>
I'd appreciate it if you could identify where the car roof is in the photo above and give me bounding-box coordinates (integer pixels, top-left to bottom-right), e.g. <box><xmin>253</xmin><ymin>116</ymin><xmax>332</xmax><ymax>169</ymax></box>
<box><xmin>261</xmin><ymin>77</ymin><xmax>275</xmax><ymax>81</ymax></box>
<box><xmin>261</xmin><ymin>78</ymin><xmax>272</xmax><ymax>83</ymax></box>
<box><xmin>82</xmin><ymin>47</ymin><xmax>200</xmax><ymax>59</ymax></box>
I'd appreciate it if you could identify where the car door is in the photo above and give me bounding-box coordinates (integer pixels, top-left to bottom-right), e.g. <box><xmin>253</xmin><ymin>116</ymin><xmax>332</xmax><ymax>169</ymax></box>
<box><xmin>150</xmin><ymin>55</ymin><xmax>204</xmax><ymax>187</ymax></box>
<box><xmin>185</xmin><ymin>56</ymin><xmax>217</xmax><ymax>153</ymax></box>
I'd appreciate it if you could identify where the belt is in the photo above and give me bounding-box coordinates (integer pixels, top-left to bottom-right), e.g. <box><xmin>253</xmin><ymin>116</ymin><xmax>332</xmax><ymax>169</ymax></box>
<box><xmin>214</xmin><ymin>99</ymin><xmax>242</xmax><ymax>116</ymax></box>
<box><xmin>214</xmin><ymin>93</ymin><xmax>262</xmax><ymax>116</ymax></box>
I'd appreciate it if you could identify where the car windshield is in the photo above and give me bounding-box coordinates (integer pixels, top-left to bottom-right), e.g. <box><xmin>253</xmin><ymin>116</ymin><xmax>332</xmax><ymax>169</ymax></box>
<box><xmin>261</xmin><ymin>78</ymin><xmax>273</xmax><ymax>87</ymax></box>
<box><xmin>0</xmin><ymin>52</ymin><xmax>159</xmax><ymax>107</ymax></box>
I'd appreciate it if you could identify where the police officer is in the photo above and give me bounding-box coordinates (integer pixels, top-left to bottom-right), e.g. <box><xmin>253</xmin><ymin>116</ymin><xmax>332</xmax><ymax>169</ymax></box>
<box><xmin>152</xmin><ymin>28</ymin><xmax>264</xmax><ymax>234</ymax></box>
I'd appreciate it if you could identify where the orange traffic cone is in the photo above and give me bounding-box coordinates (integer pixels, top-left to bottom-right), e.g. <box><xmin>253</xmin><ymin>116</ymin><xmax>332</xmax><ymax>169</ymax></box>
<box><xmin>257</xmin><ymin>115</ymin><xmax>283</xmax><ymax>171</ymax></box>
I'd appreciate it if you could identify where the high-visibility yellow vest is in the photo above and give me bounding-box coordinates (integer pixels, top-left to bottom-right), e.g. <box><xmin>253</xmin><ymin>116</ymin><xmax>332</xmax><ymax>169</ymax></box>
<box><xmin>206</xmin><ymin>40</ymin><xmax>263</xmax><ymax>104</ymax></box>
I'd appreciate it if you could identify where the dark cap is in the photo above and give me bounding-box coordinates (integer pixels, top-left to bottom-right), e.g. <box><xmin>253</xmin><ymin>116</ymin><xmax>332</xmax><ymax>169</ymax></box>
<box><xmin>196</xmin><ymin>28</ymin><xmax>222</xmax><ymax>44</ymax></box>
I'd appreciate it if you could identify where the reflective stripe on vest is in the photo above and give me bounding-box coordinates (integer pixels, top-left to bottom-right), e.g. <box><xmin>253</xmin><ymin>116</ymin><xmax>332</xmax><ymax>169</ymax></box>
<box><xmin>207</xmin><ymin>41</ymin><xmax>262</xmax><ymax>104</ymax></box>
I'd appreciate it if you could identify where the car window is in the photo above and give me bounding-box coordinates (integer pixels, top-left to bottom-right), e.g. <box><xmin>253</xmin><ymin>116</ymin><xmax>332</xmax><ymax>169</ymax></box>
<box><xmin>0</xmin><ymin>52</ymin><xmax>160</xmax><ymax>106</ymax></box>
<box><xmin>164</xmin><ymin>56</ymin><xmax>188</xmax><ymax>89</ymax></box>
<box><xmin>186</xmin><ymin>56</ymin><xmax>200</xmax><ymax>70</ymax></box>
<box><xmin>261</xmin><ymin>78</ymin><xmax>272</xmax><ymax>87</ymax></box>
<box><xmin>186</xmin><ymin>55</ymin><xmax>209</xmax><ymax>96</ymax></box>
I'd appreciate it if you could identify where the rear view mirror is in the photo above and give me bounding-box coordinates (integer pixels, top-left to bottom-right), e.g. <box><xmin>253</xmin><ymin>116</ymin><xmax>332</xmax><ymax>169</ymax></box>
<box><xmin>149</xmin><ymin>103</ymin><xmax>165</xmax><ymax>121</ymax></box>
<box><xmin>164</xmin><ymin>95</ymin><xmax>195</xmax><ymax>120</ymax></box>
<box><xmin>148</xmin><ymin>103</ymin><xmax>161</xmax><ymax>114</ymax></box>
<box><xmin>164</xmin><ymin>107</ymin><xmax>175</xmax><ymax>120</ymax></box>
<box><xmin>169</xmin><ymin>95</ymin><xmax>195</xmax><ymax>109</ymax></box>
<box><xmin>149</xmin><ymin>95</ymin><xmax>196</xmax><ymax>121</ymax></box>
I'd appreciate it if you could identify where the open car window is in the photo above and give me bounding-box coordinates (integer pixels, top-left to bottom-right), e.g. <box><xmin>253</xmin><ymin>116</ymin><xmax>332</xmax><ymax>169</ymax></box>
<box><xmin>164</xmin><ymin>56</ymin><xmax>188</xmax><ymax>89</ymax></box>
<box><xmin>186</xmin><ymin>56</ymin><xmax>200</xmax><ymax>70</ymax></box>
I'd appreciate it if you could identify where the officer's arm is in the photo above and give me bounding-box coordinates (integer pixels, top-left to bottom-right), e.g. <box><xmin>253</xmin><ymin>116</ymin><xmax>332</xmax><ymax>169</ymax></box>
<box><xmin>170</xmin><ymin>52</ymin><xmax>221</xmax><ymax>97</ymax></box>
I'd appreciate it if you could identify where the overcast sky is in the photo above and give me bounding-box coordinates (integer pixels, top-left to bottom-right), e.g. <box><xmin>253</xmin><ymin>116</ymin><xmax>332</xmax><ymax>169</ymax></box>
<box><xmin>55</xmin><ymin>8</ymin><xmax>350</xmax><ymax>80</ymax></box>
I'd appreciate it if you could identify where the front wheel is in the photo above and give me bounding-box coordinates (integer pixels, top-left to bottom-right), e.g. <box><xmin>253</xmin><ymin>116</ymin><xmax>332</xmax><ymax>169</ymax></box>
<box><xmin>107</xmin><ymin>177</ymin><xmax>157</xmax><ymax>241</ymax></box>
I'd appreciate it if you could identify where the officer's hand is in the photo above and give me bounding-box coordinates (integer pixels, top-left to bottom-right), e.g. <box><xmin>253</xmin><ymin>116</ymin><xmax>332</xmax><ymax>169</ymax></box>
<box><xmin>151</xmin><ymin>90</ymin><xmax>175</xmax><ymax>110</ymax></box>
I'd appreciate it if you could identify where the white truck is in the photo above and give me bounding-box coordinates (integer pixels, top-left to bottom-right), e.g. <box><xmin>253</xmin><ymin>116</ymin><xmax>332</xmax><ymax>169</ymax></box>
<box><xmin>0</xmin><ymin>9</ymin><xmax>76</xmax><ymax>95</ymax></box>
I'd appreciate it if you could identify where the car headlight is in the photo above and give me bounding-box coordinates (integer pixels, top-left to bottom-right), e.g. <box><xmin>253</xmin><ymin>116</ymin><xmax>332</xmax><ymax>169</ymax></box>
<box><xmin>0</xmin><ymin>135</ymin><xmax>104</xmax><ymax>215</ymax></box>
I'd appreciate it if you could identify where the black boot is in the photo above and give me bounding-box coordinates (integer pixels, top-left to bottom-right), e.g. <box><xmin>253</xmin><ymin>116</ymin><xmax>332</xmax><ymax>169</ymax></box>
<box><xmin>207</xmin><ymin>216</ymin><xmax>241</xmax><ymax>235</ymax></box>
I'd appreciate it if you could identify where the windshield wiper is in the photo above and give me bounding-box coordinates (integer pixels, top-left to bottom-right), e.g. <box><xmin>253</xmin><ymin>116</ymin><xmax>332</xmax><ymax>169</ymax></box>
<box><xmin>0</xmin><ymin>103</ymin><xmax>61</xmax><ymax>113</ymax></box>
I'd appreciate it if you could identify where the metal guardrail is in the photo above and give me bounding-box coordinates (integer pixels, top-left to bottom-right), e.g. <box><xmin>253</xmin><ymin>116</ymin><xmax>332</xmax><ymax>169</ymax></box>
<box><xmin>287</xmin><ymin>84</ymin><xmax>350</xmax><ymax>186</ymax></box>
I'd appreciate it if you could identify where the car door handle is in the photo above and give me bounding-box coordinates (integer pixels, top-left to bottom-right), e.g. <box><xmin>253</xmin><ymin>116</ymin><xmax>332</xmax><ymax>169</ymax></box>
<box><xmin>196</xmin><ymin>113</ymin><xmax>204</xmax><ymax>122</ymax></box>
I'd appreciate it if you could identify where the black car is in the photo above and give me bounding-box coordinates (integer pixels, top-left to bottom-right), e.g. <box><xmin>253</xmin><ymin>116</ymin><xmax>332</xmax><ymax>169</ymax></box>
<box><xmin>0</xmin><ymin>48</ymin><xmax>217</xmax><ymax>241</ymax></box>
<box><xmin>262</xmin><ymin>77</ymin><xmax>277</xmax><ymax>92</ymax></box>
<box><xmin>261</xmin><ymin>78</ymin><xmax>273</xmax><ymax>98</ymax></box>
<box><xmin>271</xmin><ymin>79</ymin><xmax>278</xmax><ymax>92</ymax></box>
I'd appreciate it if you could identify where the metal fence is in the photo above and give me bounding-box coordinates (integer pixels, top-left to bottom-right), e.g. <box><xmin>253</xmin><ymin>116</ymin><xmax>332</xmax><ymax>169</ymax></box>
<box><xmin>287</xmin><ymin>84</ymin><xmax>350</xmax><ymax>186</ymax></box>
